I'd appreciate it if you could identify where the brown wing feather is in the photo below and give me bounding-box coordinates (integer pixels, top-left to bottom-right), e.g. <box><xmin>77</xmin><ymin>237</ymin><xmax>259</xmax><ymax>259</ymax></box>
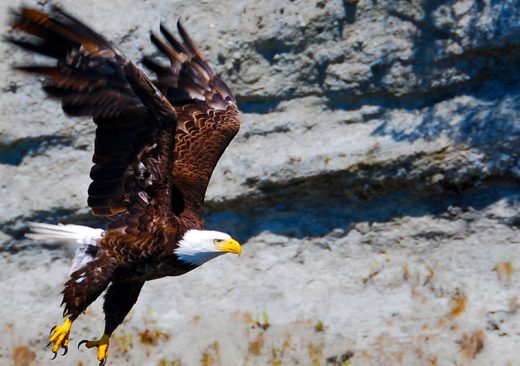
<box><xmin>9</xmin><ymin>6</ymin><xmax>177</xmax><ymax>234</ymax></box>
<box><xmin>143</xmin><ymin>21</ymin><xmax>240</xmax><ymax>220</ymax></box>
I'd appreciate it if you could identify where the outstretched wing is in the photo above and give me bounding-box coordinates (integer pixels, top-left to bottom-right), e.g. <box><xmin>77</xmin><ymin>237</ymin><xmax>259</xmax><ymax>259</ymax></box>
<box><xmin>8</xmin><ymin>6</ymin><xmax>178</xmax><ymax>234</ymax></box>
<box><xmin>143</xmin><ymin>22</ymin><xmax>240</xmax><ymax>219</ymax></box>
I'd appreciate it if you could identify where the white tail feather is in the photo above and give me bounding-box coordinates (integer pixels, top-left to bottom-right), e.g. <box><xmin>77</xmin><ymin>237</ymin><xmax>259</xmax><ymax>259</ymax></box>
<box><xmin>26</xmin><ymin>222</ymin><xmax>104</xmax><ymax>245</ymax></box>
<box><xmin>26</xmin><ymin>222</ymin><xmax>105</xmax><ymax>275</ymax></box>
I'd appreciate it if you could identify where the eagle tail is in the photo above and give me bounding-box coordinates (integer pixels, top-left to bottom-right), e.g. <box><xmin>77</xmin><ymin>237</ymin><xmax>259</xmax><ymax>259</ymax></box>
<box><xmin>26</xmin><ymin>222</ymin><xmax>105</xmax><ymax>274</ymax></box>
<box><xmin>26</xmin><ymin>222</ymin><xmax>104</xmax><ymax>245</ymax></box>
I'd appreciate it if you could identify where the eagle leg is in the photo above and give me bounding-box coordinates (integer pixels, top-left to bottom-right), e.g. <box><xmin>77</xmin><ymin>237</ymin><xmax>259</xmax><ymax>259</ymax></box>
<box><xmin>78</xmin><ymin>334</ymin><xmax>110</xmax><ymax>366</ymax></box>
<box><xmin>47</xmin><ymin>317</ymin><xmax>73</xmax><ymax>358</ymax></box>
<box><xmin>62</xmin><ymin>257</ymin><xmax>117</xmax><ymax>319</ymax></box>
<box><xmin>103</xmin><ymin>281</ymin><xmax>145</xmax><ymax>335</ymax></box>
<box><xmin>77</xmin><ymin>281</ymin><xmax>144</xmax><ymax>366</ymax></box>
<box><xmin>48</xmin><ymin>256</ymin><xmax>116</xmax><ymax>361</ymax></box>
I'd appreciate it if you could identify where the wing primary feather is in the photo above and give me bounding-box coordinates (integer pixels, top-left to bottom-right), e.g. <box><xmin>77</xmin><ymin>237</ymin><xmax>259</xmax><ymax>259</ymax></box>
<box><xmin>141</xmin><ymin>56</ymin><xmax>171</xmax><ymax>77</ymax></box>
<box><xmin>176</xmin><ymin>20</ymin><xmax>204</xmax><ymax>60</ymax></box>
<box><xmin>159</xmin><ymin>23</ymin><xmax>189</xmax><ymax>55</ymax></box>
<box><xmin>50</xmin><ymin>6</ymin><xmax>114</xmax><ymax>50</ymax></box>
<box><xmin>150</xmin><ymin>32</ymin><xmax>186</xmax><ymax>64</ymax></box>
<box><xmin>7</xmin><ymin>38</ymin><xmax>64</xmax><ymax>59</ymax></box>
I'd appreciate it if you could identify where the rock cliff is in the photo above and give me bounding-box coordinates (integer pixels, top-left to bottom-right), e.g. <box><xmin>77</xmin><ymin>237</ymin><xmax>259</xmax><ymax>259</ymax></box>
<box><xmin>1</xmin><ymin>1</ymin><xmax>519</xmax><ymax>365</ymax></box>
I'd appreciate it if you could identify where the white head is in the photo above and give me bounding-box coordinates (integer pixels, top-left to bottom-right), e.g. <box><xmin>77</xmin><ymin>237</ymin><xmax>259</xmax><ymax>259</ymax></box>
<box><xmin>175</xmin><ymin>229</ymin><xmax>242</xmax><ymax>266</ymax></box>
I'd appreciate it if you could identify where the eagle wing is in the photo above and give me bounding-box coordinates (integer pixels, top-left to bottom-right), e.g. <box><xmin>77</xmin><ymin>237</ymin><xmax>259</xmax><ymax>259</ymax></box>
<box><xmin>9</xmin><ymin>6</ymin><xmax>179</xmax><ymax>235</ymax></box>
<box><xmin>142</xmin><ymin>23</ymin><xmax>240</xmax><ymax>221</ymax></box>
<box><xmin>10</xmin><ymin>7</ymin><xmax>240</xmax><ymax>237</ymax></box>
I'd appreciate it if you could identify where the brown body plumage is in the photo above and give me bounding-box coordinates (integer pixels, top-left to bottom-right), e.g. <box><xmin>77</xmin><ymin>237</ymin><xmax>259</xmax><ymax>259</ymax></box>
<box><xmin>9</xmin><ymin>5</ymin><xmax>240</xmax><ymax>365</ymax></box>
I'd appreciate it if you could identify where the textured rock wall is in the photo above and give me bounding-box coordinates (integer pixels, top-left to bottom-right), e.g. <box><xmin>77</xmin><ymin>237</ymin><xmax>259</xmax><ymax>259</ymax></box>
<box><xmin>1</xmin><ymin>0</ymin><xmax>519</xmax><ymax>365</ymax></box>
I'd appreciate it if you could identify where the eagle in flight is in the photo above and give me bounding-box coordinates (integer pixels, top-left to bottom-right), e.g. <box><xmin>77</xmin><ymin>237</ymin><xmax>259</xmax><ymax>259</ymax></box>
<box><xmin>9</xmin><ymin>6</ymin><xmax>241</xmax><ymax>365</ymax></box>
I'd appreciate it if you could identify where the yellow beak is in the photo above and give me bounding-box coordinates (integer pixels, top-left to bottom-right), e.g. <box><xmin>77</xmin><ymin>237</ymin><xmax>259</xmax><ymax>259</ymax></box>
<box><xmin>218</xmin><ymin>238</ymin><xmax>242</xmax><ymax>256</ymax></box>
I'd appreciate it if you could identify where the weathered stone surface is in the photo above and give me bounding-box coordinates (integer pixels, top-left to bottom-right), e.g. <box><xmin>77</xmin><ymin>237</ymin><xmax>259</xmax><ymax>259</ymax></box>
<box><xmin>0</xmin><ymin>0</ymin><xmax>519</xmax><ymax>365</ymax></box>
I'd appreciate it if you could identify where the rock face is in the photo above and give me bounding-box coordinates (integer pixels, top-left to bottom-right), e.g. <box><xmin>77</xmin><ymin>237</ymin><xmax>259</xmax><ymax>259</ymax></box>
<box><xmin>1</xmin><ymin>0</ymin><xmax>519</xmax><ymax>365</ymax></box>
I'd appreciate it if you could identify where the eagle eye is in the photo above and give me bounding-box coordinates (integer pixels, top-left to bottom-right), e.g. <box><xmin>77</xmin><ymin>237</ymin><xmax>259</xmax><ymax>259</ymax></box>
<box><xmin>214</xmin><ymin>239</ymin><xmax>223</xmax><ymax>244</ymax></box>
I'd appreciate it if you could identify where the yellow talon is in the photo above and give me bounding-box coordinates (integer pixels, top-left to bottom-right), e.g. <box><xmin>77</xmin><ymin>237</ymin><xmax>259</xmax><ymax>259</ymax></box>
<box><xmin>48</xmin><ymin>317</ymin><xmax>73</xmax><ymax>356</ymax></box>
<box><xmin>79</xmin><ymin>334</ymin><xmax>110</xmax><ymax>366</ymax></box>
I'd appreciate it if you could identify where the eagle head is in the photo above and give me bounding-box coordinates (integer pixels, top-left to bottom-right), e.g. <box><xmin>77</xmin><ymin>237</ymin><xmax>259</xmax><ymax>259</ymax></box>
<box><xmin>175</xmin><ymin>230</ymin><xmax>241</xmax><ymax>266</ymax></box>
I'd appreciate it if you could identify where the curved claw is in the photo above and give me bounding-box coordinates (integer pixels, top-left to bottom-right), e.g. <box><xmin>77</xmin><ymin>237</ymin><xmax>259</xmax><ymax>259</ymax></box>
<box><xmin>47</xmin><ymin>318</ymin><xmax>73</xmax><ymax>358</ymax></box>
<box><xmin>49</xmin><ymin>325</ymin><xmax>57</xmax><ymax>335</ymax></box>
<box><xmin>78</xmin><ymin>334</ymin><xmax>110</xmax><ymax>365</ymax></box>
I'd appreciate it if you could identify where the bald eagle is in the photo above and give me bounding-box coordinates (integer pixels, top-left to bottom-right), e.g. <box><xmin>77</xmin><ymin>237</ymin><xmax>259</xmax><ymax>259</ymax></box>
<box><xmin>9</xmin><ymin>6</ymin><xmax>241</xmax><ymax>365</ymax></box>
